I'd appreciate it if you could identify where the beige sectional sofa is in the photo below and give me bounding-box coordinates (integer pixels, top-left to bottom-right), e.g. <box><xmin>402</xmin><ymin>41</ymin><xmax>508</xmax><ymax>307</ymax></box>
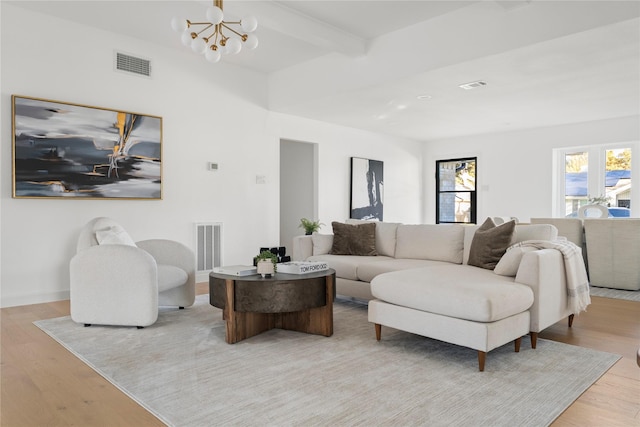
<box><xmin>293</xmin><ymin>219</ymin><xmax>583</xmax><ymax>370</ymax></box>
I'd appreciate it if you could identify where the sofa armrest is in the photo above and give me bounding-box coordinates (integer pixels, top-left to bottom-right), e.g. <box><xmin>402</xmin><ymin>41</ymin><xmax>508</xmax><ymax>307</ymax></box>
<box><xmin>292</xmin><ymin>235</ymin><xmax>313</xmax><ymax>261</ymax></box>
<box><xmin>514</xmin><ymin>249</ymin><xmax>573</xmax><ymax>333</ymax></box>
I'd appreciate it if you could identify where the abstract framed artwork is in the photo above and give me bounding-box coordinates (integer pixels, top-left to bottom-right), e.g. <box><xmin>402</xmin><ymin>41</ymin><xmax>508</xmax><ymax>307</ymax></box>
<box><xmin>12</xmin><ymin>95</ymin><xmax>162</xmax><ymax>199</ymax></box>
<box><xmin>350</xmin><ymin>157</ymin><xmax>384</xmax><ymax>221</ymax></box>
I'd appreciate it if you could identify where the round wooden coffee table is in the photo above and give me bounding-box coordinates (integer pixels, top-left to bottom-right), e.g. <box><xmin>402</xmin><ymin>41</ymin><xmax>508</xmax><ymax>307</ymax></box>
<box><xmin>209</xmin><ymin>269</ymin><xmax>336</xmax><ymax>344</ymax></box>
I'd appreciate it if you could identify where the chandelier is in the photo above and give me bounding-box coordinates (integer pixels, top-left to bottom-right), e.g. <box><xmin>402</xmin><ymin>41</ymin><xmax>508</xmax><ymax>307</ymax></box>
<box><xmin>171</xmin><ymin>0</ymin><xmax>258</xmax><ymax>63</ymax></box>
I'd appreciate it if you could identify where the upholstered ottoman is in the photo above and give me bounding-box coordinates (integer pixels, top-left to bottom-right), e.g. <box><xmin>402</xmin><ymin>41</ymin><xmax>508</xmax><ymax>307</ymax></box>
<box><xmin>368</xmin><ymin>265</ymin><xmax>534</xmax><ymax>371</ymax></box>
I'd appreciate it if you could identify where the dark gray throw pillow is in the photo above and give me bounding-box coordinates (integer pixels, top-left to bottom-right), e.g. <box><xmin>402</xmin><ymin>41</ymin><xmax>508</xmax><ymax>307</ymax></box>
<box><xmin>329</xmin><ymin>221</ymin><xmax>377</xmax><ymax>256</ymax></box>
<box><xmin>468</xmin><ymin>218</ymin><xmax>516</xmax><ymax>270</ymax></box>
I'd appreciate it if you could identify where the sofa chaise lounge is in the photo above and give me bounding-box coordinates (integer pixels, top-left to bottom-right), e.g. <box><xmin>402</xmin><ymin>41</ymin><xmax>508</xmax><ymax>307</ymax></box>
<box><xmin>293</xmin><ymin>219</ymin><xmax>588</xmax><ymax>370</ymax></box>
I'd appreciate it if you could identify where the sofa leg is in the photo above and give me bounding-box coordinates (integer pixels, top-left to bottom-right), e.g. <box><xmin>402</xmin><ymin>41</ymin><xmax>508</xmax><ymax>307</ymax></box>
<box><xmin>530</xmin><ymin>332</ymin><xmax>538</xmax><ymax>349</ymax></box>
<box><xmin>514</xmin><ymin>336</ymin><xmax>522</xmax><ymax>353</ymax></box>
<box><xmin>568</xmin><ymin>314</ymin><xmax>575</xmax><ymax>327</ymax></box>
<box><xmin>179</xmin><ymin>306</ymin><xmax>185</xmax><ymax>310</ymax></box>
<box><xmin>478</xmin><ymin>351</ymin><xmax>486</xmax><ymax>372</ymax></box>
<box><xmin>375</xmin><ymin>323</ymin><xmax>381</xmax><ymax>341</ymax></box>
<box><xmin>84</xmin><ymin>324</ymin><xmax>91</xmax><ymax>327</ymax></box>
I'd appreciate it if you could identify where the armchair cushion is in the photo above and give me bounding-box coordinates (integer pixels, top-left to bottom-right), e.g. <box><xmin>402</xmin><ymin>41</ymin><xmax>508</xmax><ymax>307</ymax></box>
<box><xmin>95</xmin><ymin>226</ymin><xmax>137</xmax><ymax>247</ymax></box>
<box><xmin>157</xmin><ymin>264</ymin><xmax>189</xmax><ymax>292</ymax></box>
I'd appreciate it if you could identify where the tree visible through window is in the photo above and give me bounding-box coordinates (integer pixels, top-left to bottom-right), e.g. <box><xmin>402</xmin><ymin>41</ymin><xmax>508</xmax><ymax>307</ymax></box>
<box><xmin>436</xmin><ymin>157</ymin><xmax>477</xmax><ymax>224</ymax></box>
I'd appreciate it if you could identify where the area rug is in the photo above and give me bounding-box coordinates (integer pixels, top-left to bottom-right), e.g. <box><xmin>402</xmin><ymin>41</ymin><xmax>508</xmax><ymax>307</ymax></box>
<box><xmin>589</xmin><ymin>285</ymin><xmax>640</xmax><ymax>302</ymax></box>
<box><xmin>35</xmin><ymin>295</ymin><xmax>620</xmax><ymax>427</ymax></box>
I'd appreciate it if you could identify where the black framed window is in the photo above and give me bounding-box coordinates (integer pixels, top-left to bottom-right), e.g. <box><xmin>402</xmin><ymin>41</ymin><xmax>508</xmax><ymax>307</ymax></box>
<box><xmin>436</xmin><ymin>157</ymin><xmax>477</xmax><ymax>224</ymax></box>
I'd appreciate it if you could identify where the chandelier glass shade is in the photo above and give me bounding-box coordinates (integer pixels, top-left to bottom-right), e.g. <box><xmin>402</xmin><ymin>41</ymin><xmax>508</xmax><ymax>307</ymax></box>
<box><xmin>171</xmin><ymin>0</ymin><xmax>258</xmax><ymax>63</ymax></box>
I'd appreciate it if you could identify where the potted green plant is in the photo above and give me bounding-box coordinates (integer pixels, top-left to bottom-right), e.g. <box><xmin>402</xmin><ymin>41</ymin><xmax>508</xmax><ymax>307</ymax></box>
<box><xmin>299</xmin><ymin>218</ymin><xmax>324</xmax><ymax>235</ymax></box>
<box><xmin>255</xmin><ymin>250</ymin><xmax>278</xmax><ymax>278</ymax></box>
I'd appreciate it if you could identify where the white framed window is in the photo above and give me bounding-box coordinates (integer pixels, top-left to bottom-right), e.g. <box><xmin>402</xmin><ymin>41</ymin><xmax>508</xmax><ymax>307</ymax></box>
<box><xmin>553</xmin><ymin>142</ymin><xmax>639</xmax><ymax>218</ymax></box>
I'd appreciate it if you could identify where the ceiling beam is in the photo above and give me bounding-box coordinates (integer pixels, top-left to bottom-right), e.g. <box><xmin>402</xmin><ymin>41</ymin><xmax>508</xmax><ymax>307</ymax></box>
<box><xmin>222</xmin><ymin>0</ymin><xmax>368</xmax><ymax>57</ymax></box>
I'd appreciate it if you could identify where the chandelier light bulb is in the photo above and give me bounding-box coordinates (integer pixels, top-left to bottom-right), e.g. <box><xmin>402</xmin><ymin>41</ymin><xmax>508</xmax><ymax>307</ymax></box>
<box><xmin>244</xmin><ymin>34</ymin><xmax>259</xmax><ymax>50</ymax></box>
<box><xmin>206</xmin><ymin>6</ymin><xmax>224</xmax><ymax>24</ymax></box>
<box><xmin>241</xmin><ymin>15</ymin><xmax>258</xmax><ymax>33</ymax></box>
<box><xmin>205</xmin><ymin>48</ymin><xmax>222</xmax><ymax>63</ymax></box>
<box><xmin>171</xmin><ymin>17</ymin><xmax>188</xmax><ymax>32</ymax></box>
<box><xmin>181</xmin><ymin>31</ymin><xmax>193</xmax><ymax>47</ymax></box>
<box><xmin>226</xmin><ymin>37</ymin><xmax>242</xmax><ymax>55</ymax></box>
<box><xmin>191</xmin><ymin>37</ymin><xmax>207</xmax><ymax>54</ymax></box>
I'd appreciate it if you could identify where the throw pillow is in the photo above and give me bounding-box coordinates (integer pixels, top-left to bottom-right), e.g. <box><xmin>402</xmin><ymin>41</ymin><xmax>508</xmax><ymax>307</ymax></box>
<box><xmin>467</xmin><ymin>218</ymin><xmax>515</xmax><ymax>270</ymax></box>
<box><xmin>345</xmin><ymin>219</ymin><xmax>399</xmax><ymax>257</ymax></box>
<box><xmin>494</xmin><ymin>246</ymin><xmax>537</xmax><ymax>276</ymax></box>
<box><xmin>329</xmin><ymin>221</ymin><xmax>377</xmax><ymax>256</ymax></box>
<box><xmin>95</xmin><ymin>226</ymin><xmax>137</xmax><ymax>247</ymax></box>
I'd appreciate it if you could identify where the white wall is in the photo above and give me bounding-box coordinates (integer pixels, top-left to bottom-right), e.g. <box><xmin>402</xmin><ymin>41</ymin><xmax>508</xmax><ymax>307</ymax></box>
<box><xmin>423</xmin><ymin>116</ymin><xmax>640</xmax><ymax>224</ymax></box>
<box><xmin>0</xmin><ymin>4</ymin><xmax>424</xmax><ymax>307</ymax></box>
<box><xmin>280</xmin><ymin>140</ymin><xmax>316</xmax><ymax>250</ymax></box>
<box><xmin>274</xmin><ymin>113</ymin><xmax>424</xmax><ymax>230</ymax></box>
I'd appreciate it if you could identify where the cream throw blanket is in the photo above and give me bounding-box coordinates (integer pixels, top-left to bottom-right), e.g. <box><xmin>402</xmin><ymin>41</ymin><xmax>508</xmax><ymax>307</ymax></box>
<box><xmin>509</xmin><ymin>240</ymin><xmax>591</xmax><ymax>314</ymax></box>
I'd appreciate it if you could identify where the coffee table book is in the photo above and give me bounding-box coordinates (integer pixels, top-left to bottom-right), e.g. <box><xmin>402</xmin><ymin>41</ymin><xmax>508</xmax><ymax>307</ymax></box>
<box><xmin>212</xmin><ymin>265</ymin><xmax>258</xmax><ymax>276</ymax></box>
<box><xmin>277</xmin><ymin>261</ymin><xmax>329</xmax><ymax>275</ymax></box>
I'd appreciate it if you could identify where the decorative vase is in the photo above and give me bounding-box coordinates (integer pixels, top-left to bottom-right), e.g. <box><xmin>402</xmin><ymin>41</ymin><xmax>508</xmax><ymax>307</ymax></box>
<box><xmin>256</xmin><ymin>260</ymin><xmax>275</xmax><ymax>278</ymax></box>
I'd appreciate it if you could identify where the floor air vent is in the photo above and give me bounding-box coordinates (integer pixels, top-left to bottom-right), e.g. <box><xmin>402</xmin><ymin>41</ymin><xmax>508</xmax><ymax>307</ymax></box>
<box><xmin>115</xmin><ymin>52</ymin><xmax>151</xmax><ymax>77</ymax></box>
<box><xmin>195</xmin><ymin>223</ymin><xmax>222</xmax><ymax>274</ymax></box>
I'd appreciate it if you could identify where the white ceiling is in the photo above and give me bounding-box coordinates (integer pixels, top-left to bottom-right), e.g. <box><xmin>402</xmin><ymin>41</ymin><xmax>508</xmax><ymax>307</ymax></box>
<box><xmin>9</xmin><ymin>0</ymin><xmax>640</xmax><ymax>141</ymax></box>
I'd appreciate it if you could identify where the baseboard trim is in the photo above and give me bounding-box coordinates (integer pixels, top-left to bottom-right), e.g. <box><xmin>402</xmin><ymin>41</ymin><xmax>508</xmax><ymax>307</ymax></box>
<box><xmin>1</xmin><ymin>290</ymin><xmax>70</xmax><ymax>308</ymax></box>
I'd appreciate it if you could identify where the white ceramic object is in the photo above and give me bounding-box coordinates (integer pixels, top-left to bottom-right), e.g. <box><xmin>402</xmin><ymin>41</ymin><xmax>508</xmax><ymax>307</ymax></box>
<box><xmin>256</xmin><ymin>260</ymin><xmax>274</xmax><ymax>278</ymax></box>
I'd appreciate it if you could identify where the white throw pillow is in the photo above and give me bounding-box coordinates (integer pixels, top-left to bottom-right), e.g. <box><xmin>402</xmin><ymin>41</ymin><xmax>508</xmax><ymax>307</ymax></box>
<box><xmin>95</xmin><ymin>226</ymin><xmax>137</xmax><ymax>247</ymax></box>
<box><xmin>494</xmin><ymin>247</ymin><xmax>537</xmax><ymax>276</ymax></box>
<box><xmin>312</xmin><ymin>234</ymin><xmax>333</xmax><ymax>256</ymax></box>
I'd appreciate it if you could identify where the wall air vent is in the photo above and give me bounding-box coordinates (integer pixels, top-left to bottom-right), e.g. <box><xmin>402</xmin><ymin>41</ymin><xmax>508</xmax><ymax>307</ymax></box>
<box><xmin>459</xmin><ymin>81</ymin><xmax>487</xmax><ymax>90</ymax></box>
<box><xmin>115</xmin><ymin>51</ymin><xmax>151</xmax><ymax>77</ymax></box>
<box><xmin>195</xmin><ymin>222</ymin><xmax>222</xmax><ymax>281</ymax></box>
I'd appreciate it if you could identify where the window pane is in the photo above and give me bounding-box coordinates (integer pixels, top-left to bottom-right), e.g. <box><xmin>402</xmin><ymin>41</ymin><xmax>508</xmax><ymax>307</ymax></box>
<box><xmin>438</xmin><ymin>160</ymin><xmax>476</xmax><ymax>191</ymax></box>
<box><xmin>438</xmin><ymin>192</ymin><xmax>472</xmax><ymax>223</ymax></box>
<box><xmin>565</xmin><ymin>152</ymin><xmax>588</xmax><ymax>217</ymax></box>
<box><xmin>436</xmin><ymin>157</ymin><xmax>476</xmax><ymax>224</ymax></box>
<box><xmin>605</xmin><ymin>148</ymin><xmax>631</xmax><ymax>217</ymax></box>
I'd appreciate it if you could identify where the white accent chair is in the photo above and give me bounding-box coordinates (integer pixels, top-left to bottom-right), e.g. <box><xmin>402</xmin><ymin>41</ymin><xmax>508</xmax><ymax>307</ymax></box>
<box><xmin>70</xmin><ymin>217</ymin><xmax>195</xmax><ymax>328</ymax></box>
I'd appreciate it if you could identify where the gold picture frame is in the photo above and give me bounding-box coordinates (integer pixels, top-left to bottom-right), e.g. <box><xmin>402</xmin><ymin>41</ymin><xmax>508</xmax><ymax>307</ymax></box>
<box><xmin>12</xmin><ymin>95</ymin><xmax>162</xmax><ymax>199</ymax></box>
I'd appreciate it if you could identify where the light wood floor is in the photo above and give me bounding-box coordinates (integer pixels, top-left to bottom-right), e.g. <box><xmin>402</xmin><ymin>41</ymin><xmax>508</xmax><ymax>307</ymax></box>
<box><xmin>2</xmin><ymin>283</ymin><xmax>639</xmax><ymax>426</ymax></box>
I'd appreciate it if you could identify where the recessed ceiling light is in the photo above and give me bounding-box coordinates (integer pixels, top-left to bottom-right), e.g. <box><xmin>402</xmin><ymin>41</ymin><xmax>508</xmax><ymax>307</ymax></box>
<box><xmin>416</xmin><ymin>94</ymin><xmax>432</xmax><ymax>100</ymax></box>
<box><xmin>459</xmin><ymin>81</ymin><xmax>487</xmax><ymax>90</ymax></box>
